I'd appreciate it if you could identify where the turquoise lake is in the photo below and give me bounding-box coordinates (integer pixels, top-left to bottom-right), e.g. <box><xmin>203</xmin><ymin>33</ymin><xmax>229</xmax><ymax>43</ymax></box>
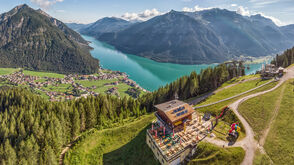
<box><xmin>83</xmin><ymin>35</ymin><xmax>269</xmax><ymax>91</ymax></box>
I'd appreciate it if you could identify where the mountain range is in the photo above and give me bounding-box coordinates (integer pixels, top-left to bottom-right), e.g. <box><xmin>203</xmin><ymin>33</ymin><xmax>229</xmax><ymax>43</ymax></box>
<box><xmin>79</xmin><ymin>17</ymin><xmax>134</xmax><ymax>39</ymax></box>
<box><xmin>72</xmin><ymin>9</ymin><xmax>294</xmax><ymax>64</ymax></box>
<box><xmin>0</xmin><ymin>4</ymin><xmax>99</xmax><ymax>74</ymax></box>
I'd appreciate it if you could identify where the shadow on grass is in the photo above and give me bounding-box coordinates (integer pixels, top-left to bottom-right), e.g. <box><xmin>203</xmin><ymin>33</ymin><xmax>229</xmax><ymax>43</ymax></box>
<box><xmin>103</xmin><ymin>124</ymin><xmax>160</xmax><ymax>165</ymax></box>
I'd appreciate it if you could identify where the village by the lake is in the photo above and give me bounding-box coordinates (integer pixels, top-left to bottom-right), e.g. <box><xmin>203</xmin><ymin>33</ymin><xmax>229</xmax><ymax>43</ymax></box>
<box><xmin>0</xmin><ymin>68</ymin><xmax>147</xmax><ymax>101</ymax></box>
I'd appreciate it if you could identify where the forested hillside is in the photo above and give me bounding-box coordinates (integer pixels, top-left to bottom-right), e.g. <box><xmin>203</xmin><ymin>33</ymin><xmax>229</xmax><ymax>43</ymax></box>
<box><xmin>272</xmin><ymin>47</ymin><xmax>294</xmax><ymax>68</ymax></box>
<box><xmin>0</xmin><ymin>4</ymin><xmax>99</xmax><ymax>74</ymax></box>
<box><xmin>0</xmin><ymin>88</ymin><xmax>145</xmax><ymax>164</ymax></box>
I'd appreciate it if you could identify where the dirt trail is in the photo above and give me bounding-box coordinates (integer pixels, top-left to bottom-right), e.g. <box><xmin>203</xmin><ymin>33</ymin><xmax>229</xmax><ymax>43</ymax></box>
<box><xmin>205</xmin><ymin>66</ymin><xmax>294</xmax><ymax>165</ymax></box>
<box><xmin>259</xmin><ymin>84</ymin><xmax>286</xmax><ymax>146</ymax></box>
<box><xmin>59</xmin><ymin>135</ymin><xmax>82</xmax><ymax>165</ymax></box>
<box><xmin>189</xmin><ymin>78</ymin><xmax>259</xmax><ymax>105</ymax></box>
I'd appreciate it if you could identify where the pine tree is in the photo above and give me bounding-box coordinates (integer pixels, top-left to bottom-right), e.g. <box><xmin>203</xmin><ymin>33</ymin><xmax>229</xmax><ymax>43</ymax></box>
<box><xmin>71</xmin><ymin>108</ymin><xmax>80</xmax><ymax>139</ymax></box>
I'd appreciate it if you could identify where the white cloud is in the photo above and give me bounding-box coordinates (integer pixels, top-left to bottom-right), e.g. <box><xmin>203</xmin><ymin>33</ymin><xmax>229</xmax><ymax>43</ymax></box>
<box><xmin>30</xmin><ymin>0</ymin><xmax>64</xmax><ymax>10</ymax></box>
<box><xmin>236</xmin><ymin>6</ymin><xmax>250</xmax><ymax>16</ymax></box>
<box><xmin>182</xmin><ymin>5</ymin><xmax>214</xmax><ymax>12</ymax></box>
<box><xmin>231</xmin><ymin>4</ymin><xmax>238</xmax><ymax>7</ymax></box>
<box><xmin>121</xmin><ymin>9</ymin><xmax>162</xmax><ymax>21</ymax></box>
<box><xmin>257</xmin><ymin>13</ymin><xmax>284</xmax><ymax>26</ymax></box>
<box><xmin>235</xmin><ymin>5</ymin><xmax>285</xmax><ymax>26</ymax></box>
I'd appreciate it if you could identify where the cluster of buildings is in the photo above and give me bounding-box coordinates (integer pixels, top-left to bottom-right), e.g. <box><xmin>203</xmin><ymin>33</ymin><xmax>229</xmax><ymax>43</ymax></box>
<box><xmin>0</xmin><ymin>69</ymin><xmax>147</xmax><ymax>101</ymax></box>
<box><xmin>68</xmin><ymin>70</ymin><xmax>126</xmax><ymax>81</ymax></box>
<box><xmin>122</xmin><ymin>78</ymin><xmax>147</xmax><ymax>92</ymax></box>
<box><xmin>261</xmin><ymin>64</ymin><xmax>284</xmax><ymax>79</ymax></box>
<box><xmin>147</xmin><ymin>100</ymin><xmax>213</xmax><ymax>165</ymax></box>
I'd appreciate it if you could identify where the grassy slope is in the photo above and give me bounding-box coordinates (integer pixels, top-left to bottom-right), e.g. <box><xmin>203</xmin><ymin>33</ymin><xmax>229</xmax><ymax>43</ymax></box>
<box><xmin>238</xmin><ymin>83</ymin><xmax>284</xmax><ymax>140</ymax></box>
<box><xmin>23</xmin><ymin>70</ymin><xmax>65</xmax><ymax>78</ymax></box>
<box><xmin>64</xmin><ymin>114</ymin><xmax>159</xmax><ymax>165</ymax></box>
<box><xmin>238</xmin><ymin>79</ymin><xmax>294</xmax><ymax>164</ymax></box>
<box><xmin>0</xmin><ymin>68</ymin><xmax>20</xmax><ymax>75</ymax></box>
<box><xmin>42</xmin><ymin>84</ymin><xmax>73</xmax><ymax>93</ymax></box>
<box><xmin>64</xmin><ymin>114</ymin><xmax>246</xmax><ymax>165</ymax></box>
<box><xmin>197</xmin><ymin>78</ymin><xmax>271</xmax><ymax>106</ymax></box>
<box><xmin>76</xmin><ymin>79</ymin><xmax>132</xmax><ymax>98</ymax></box>
<box><xmin>189</xmin><ymin>142</ymin><xmax>245</xmax><ymax>165</ymax></box>
<box><xmin>185</xmin><ymin>75</ymin><xmax>261</xmax><ymax>103</ymax></box>
<box><xmin>196</xmin><ymin>81</ymin><xmax>278</xmax><ymax>115</ymax></box>
<box><xmin>263</xmin><ymin>80</ymin><xmax>294</xmax><ymax>164</ymax></box>
<box><xmin>253</xmin><ymin>150</ymin><xmax>271</xmax><ymax>165</ymax></box>
<box><xmin>195</xmin><ymin>78</ymin><xmax>277</xmax><ymax>139</ymax></box>
<box><xmin>220</xmin><ymin>74</ymin><xmax>260</xmax><ymax>88</ymax></box>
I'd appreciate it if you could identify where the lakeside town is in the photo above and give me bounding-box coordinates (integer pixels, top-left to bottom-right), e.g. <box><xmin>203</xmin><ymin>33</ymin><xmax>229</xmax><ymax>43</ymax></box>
<box><xmin>0</xmin><ymin>68</ymin><xmax>147</xmax><ymax>101</ymax></box>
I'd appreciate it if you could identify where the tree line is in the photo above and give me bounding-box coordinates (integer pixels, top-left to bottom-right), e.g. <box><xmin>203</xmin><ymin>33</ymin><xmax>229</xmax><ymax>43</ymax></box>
<box><xmin>0</xmin><ymin>88</ymin><xmax>145</xmax><ymax>164</ymax></box>
<box><xmin>0</xmin><ymin>62</ymin><xmax>244</xmax><ymax>164</ymax></box>
<box><xmin>272</xmin><ymin>46</ymin><xmax>294</xmax><ymax>68</ymax></box>
<box><xmin>140</xmin><ymin>62</ymin><xmax>245</xmax><ymax>112</ymax></box>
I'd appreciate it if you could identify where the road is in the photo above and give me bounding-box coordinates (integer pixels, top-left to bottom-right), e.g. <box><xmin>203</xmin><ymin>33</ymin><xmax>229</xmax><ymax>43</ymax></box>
<box><xmin>205</xmin><ymin>66</ymin><xmax>294</xmax><ymax>165</ymax></box>
<box><xmin>189</xmin><ymin>78</ymin><xmax>259</xmax><ymax>106</ymax></box>
<box><xmin>194</xmin><ymin>79</ymin><xmax>274</xmax><ymax>109</ymax></box>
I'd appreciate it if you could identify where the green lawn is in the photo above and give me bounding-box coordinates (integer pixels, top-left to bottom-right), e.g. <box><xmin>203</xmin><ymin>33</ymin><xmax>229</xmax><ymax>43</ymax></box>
<box><xmin>196</xmin><ymin>81</ymin><xmax>278</xmax><ymax>116</ymax></box>
<box><xmin>197</xmin><ymin>78</ymin><xmax>272</xmax><ymax>106</ymax></box>
<box><xmin>0</xmin><ymin>68</ymin><xmax>20</xmax><ymax>75</ymax></box>
<box><xmin>76</xmin><ymin>79</ymin><xmax>137</xmax><ymax>98</ymax></box>
<box><xmin>263</xmin><ymin>80</ymin><xmax>294</xmax><ymax>164</ymax></box>
<box><xmin>253</xmin><ymin>150</ymin><xmax>271</xmax><ymax>165</ymax></box>
<box><xmin>238</xmin><ymin>79</ymin><xmax>294</xmax><ymax>164</ymax></box>
<box><xmin>42</xmin><ymin>84</ymin><xmax>73</xmax><ymax>93</ymax></box>
<box><xmin>239</xmin><ymin>83</ymin><xmax>285</xmax><ymax>140</ymax></box>
<box><xmin>23</xmin><ymin>70</ymin><xmax>65</xmax><ymax>78</ymax></box>
<box><xmin>188</xmin><ymin>142</ymin><xmax>245</xmax><ymax>165</ymax></box>
<box><xmin>64</xmin><ymin>114</ymin><xmax>159</xmax><ymax>165</ymax></box>
<box><xmin>220</xmin><ymin>74</ymin><xmax>260</xmax><ymax>88</ymax></box>
<box><xmin>185</xmin><ymin>75</ymin><xmax>262</xmax><ymax>103</ymax></box>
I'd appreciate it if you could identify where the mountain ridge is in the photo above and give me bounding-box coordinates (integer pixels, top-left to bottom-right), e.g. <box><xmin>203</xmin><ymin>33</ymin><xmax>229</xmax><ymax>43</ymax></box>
<box><xmin>0</xmin><ymin>4</ymin><xmax>100</xmax><ymax>74</ymax></box>
<box><xmin>78</xmin><ymin>8</ymin><xmax>294</xmax><ymax>64</ymax></box>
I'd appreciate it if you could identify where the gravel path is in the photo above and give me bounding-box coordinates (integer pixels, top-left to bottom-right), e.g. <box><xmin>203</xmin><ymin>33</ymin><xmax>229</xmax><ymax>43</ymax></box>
<box><xmin>204</xmin><ymin>66</ymin><xmax>294</xmax><ymax>165</ymax></box>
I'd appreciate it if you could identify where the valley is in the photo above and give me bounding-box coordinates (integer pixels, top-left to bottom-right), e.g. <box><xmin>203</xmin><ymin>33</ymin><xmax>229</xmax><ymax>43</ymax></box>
<box><xmin>84</xmin><ymin>35</ymin><xmax>269</xmax><ymax>91</ymax></box>
<box><xmin>0</xmin><ymin>68</ymin><xmax>145</xmax><ymax>100</ymax></box>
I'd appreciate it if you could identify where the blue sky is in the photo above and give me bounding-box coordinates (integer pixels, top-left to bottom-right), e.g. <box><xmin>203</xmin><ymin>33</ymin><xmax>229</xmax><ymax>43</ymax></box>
<box><xmin>0</xmin><ymin>0</ymin><xmax>293</xmax><ymax>25</ymax></box>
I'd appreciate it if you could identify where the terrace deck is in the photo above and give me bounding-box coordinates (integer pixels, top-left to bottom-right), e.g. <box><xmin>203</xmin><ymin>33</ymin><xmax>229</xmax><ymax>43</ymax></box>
<box><xmin>148</xmin><ymin>113</ymin><xmax>212</xmax><ymax>161</ymax></box>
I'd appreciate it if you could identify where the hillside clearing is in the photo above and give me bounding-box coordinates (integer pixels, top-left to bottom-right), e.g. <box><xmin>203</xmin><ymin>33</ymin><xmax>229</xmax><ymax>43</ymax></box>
<box><xmin>23</xmin><ymin>70</ymin><xmax>65</xmax><ymax>78</ymax></box>
<box><xmin>64</xmin><ymin>114</ymin><xmax>158</xmax><ymax>165</ymax></box>
<box><xmin>197</xmin><ymin>78</ymin><xmax>272</xmax><ymax>106</ymax></box>
<box><xmin>263</xmin><ymin>80</ymin><xmax>294</xmax><ymax>164</ymax></box>
<box><xmin>196</xmin><ymin>80</ymin><xmax>277</xmax><ymax>117</ymax></box>
<box><xmin>0</xmin><ymin>68</ymin><xmax>20</xmax><ymax>75</ymax></box>
<box><xmin>238</xmin><ymin>82</ymin><xmax>285</xmax><ymax>140</ymax></box>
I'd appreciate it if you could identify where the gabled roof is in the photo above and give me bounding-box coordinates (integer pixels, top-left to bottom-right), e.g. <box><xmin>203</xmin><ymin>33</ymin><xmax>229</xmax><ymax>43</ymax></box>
<box><xmin>155</xmin><ymin>100</ymin><xmax>194</xmax><ymax>123</ymax></box>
